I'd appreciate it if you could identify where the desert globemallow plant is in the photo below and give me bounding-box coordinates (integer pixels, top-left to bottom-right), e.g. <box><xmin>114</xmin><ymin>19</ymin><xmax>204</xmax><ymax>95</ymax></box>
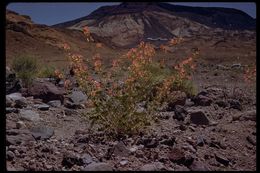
<box><xmin>57</xmin><ymin>26</ymin><xmax>199</xmax><ymax>137</ymax></box>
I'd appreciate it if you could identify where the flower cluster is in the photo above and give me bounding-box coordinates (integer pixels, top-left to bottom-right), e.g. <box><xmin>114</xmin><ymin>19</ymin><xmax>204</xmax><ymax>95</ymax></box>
<box><xmin>92</xmin><ymin>53</ymin><xmax>102</xmax><ymax>72</ymax></box>
<box><xmin>96</xmin><ymin>43</ymin><xmax>103</xmax><ymax>48</ymax></box>
<box><xmin>244</xmin><ymin>66</ymin><xmax>256</xmax><ymax>83</ymax></box>
<box><xmin>54</xmin><ymin>69</ymin><xmax>64</xmax><ymax>80</ymax></box>
<box><xmin>169</xmin><ymin>37</ymin><xmax>184</xmax><ymax>46</ymax></box>
<box><xmin>126</xmin><ymin>42</ymin><xmax>155</xmax><ymax>77</ymax></box>
<box><xmin>174</xmin><ymin>55</ymin><xmax>197</xmax><ymax>80</ymax></box>
<box><xmin>160</xmin><ymin>45</ymin><xmax>170</xmax><ymax>53</ymax></box>
<box><xmin>159</xmin><ymin>37</ymin><xmax>184</xmax><ymax>53</ymax></box>
<box><xmin>83</xmin><ymin>26</ymin><xmax>93</xmax><ymax>42</ymax></box>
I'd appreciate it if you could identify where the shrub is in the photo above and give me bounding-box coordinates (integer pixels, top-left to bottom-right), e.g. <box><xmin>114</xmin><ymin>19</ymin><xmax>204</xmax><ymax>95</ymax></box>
<box><xmin>66</xmin><ymin>42</ymin><xmax>197</xmax><ymax>137</ymax></box>
<box><xmin>11</xmin><ymin>55</ymin><xmax>38</xmax><ymax>88</ymax></box>
<box><xmin>59</xmin><ymin>29</ymin><xmax>198</xmax><ymax>137</ymax></box>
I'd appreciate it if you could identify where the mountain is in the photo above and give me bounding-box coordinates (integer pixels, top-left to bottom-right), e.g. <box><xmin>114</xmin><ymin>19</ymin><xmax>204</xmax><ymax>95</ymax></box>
<box><xmin>6</xmin><ymin>4</ymin><xmax>256</xmax><ymax>69</ymax></box>
<box><xmin>6</xmin><ymin>9</ymin><xmax>119</xmax><ymax>67</ymax></box>
<box><xmin>53</xmin><ymin>2</ymin><xmax>256</xmax><ymax>47</ymax></box>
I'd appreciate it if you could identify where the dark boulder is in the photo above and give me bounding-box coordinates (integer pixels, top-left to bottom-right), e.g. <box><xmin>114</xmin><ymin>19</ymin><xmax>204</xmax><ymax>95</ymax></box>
<box><xmin>28</xmin><ymin>80</ymin><xmax>65</xmax><ymax>103</ymax></box>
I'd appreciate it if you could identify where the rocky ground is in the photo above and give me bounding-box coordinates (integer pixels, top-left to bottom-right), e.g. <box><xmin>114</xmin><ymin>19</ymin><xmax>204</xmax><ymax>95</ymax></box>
<box><xmin>5</xmin><ymin>61</ymin><xmax>256</xmax><ymax>171</ymax></box>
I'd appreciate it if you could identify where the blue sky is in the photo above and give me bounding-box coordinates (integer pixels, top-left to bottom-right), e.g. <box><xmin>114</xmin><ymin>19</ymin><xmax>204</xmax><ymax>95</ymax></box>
<box><xmin>6</xmin><ymin>2</ymin><xmax>256</xmax><ymax>26</ymax></box>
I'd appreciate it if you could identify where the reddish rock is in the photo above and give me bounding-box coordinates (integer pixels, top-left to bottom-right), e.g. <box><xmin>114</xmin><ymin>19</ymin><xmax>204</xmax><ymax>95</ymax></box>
<box><xmin>168</xmin><ymin>148</ymin><xmax>186</xmax><ymax>164</ymax></box>
<box><xmin>28</xmin><ymin>81</ymin><xmax>65</xmax><ymax>103</ymax></box>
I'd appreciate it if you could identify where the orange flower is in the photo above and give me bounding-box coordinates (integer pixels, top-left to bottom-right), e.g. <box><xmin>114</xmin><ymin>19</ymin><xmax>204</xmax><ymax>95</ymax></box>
<box><xmin>107</xmin><ymin>89</ymin><xmax>113</xmax><ymax>96</ymax></box>
<box><xmin>96</xmin><ymin>43</ymin><xmax>102</xmax><ymax>48</ymax></box>
<box><xmin>93</xmin><ymin>80</ymin><xmax>101</xmax><ymax>91</ymax></box>
<box><xmin>244</xmin><ymin>66</ymin><xmax>256</xmax><ymax>83</ymax></box>
<box><xmin>83</xmin><ymin>26</ymin><xmax>90</xmax><ymax>35</ymax></box>
<box><xmin>54</xmin><ymin>69</ymin><xmax>64</xmax><ymax>79</ymax></box>
<box><xmin>112</xmin><ymin>59</ymin><xmax>118</xmax><ymax>68</ymax></box>
<box><xmin>62</xmin><ymin>43</ymin><xmax>70</xmax><ymax>50</ymax></box>
<box><xmin>64</xmin><ymin>79</ymin><xmax>72</xmax><ymax>89</ymax></box>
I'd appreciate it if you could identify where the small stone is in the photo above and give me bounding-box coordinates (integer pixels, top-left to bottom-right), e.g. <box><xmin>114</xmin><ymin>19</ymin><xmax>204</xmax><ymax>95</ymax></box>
<box><xmin>81</xmin><ymin>153</ymin><xmax>93</xmax><ymax>165</ymax></box>
<box><xmin>58</xmin><ymin>80</ymin><xmax>64</xmax><ymax>87</ymax></box>
<box><xmin>41</xmin><ymin>146</ymin><xmax>50</xmax><ymax>152</ymax></box>
<box><xmin>184</xmin><ymin>154</ymin><xmax>195</xmax><ymax>166</ymax></box>
<box><xmin>68</xmin><ymin>90</ymin><xmax>88</xmax><ymax>105</ymax></box>
<box><xmin>182</xmin><ymin>144</ymin><xmax>196</xmax><ymax>153</ymax></box>
<box><xmin>129</xmin><ymin>145</ymin><xmax>138</xmax><ymax>153</ymax></box>
<box><xmin>196</xmin><ymin>135</ymin><xmax>205</xmax><ymax>146</ymax></box>
<box><xmin>209</xmin><ymin>140</ymin><xmax>221</xmax><ymax>149</ymax></box>
<box><xmin>168</xmin><ymin>148</ymin><xmax>185</xmax><ymax>164</ymax></box>
<box><xmin>45</xmin><ymin>164</ymin><xmax>53</xmax><ymax>169</ymax></box>
<box><xmin>6</xmin><ymin>108</ymin><xmax>19</xmax><ymax>114</ymax></box>
<box><xmin>189</xmin><ymin>160</ymin><xmax>211</xmax><ymax>171</ymax></box>
<box><xmin>18</xmin><ymin>146</ymin><xmax>27</xmax><ymax>154</ymax></box>
<box><xmin>246</xmin><ymin>136</ymin><xmax>256</xmax><ymax>146</ymax></box>
<box><xmin>14</xmin><ymin>150</ymin><xmax>20</xmax><ymax>156</ymax></box>
<box><xmin>145</xmin><ymin>138</ymin><xmax>159</xmax><ymax>148</ymax></box>
<box><xmin>219</xmin><ymin>141</ymin><xmax>227</xmax><ymax>150</ymax></box>
<box><xmin>6</xmin><ymin>129</ymin><xmax>35</xmax><ymax>145</ymax></box>
<box><xmin>81</xmin><ymin>162</ymin><xmax>113</xmax><ymax>171</ymax></box>
<box><xmin>189</xmin><ymin>126</ymin><xmax>196</xmax><ymax>131</ymax></box>
<box><xmin>34</xmin><ymin>103</ymin><xmax>50</xmax><ymax>111</ymax></box>
<box><xmin>228</xmin><ymin>99</ymin><xmax>242</xmax><ymax>111</ymax></box>
<box><xmin>179</xmin><ymin>124</ymin><xmax>187</xmax><ymax>131</ymax></box>
<box><xmin>193</xmin><ymin>94</ymin><xmax>212</xmax><ymax>106</ymax></box>
<box><xmin>139</xmin><ymin>162</ymin><xmax>165</xmax><ymax>171</ymax></box>
<box><xmin>173</xmin><ymin>105</ymin><xmax>187</xmax><ymax>121</ymax></box>
<box><xmin>30</xmin><ymin>126</ymin><xmax>54</xmax><ymax>140</ymax></box>
<box><xmin>246</xmin><ymin>144</ymin><xmax>253</xmax><ymax>150</ymax></box>
<box><xmin>215</xmin><ymin>100</ymin><xmax>228</xmax><ymax>108</ymax></box>
<box><xmin>19</xmin><ymin>110</ymin><xmax>40</xmax><ymax>122</ymax></box>
<box><xmin>241</xmin><ymin>110</ymin><xmax>256</xmax><ymax>121</ymax></box>
<box><xmin>14</xmin><ymin>98</ymin><xmax>27</xmax><ymax>108</ymax></box>
<box><xmin>75</xmin><ymin>129</ymin><xmax>87</xmax><ymax>135</ymax></box>
<box><xmin>8</xmin><ymin>145</ymin><xmax>17</xmax><ymax>152</ymax></box>
<box><xmin>6</xmin><ymin>164</ymin><xmax>17</xmax><ymax>171</ymax></box>
<box><xmin>135</xmin><ymin>150</ymin><xmax>144</xmax><ymax>158</ymax></box>
<box><xmin>62</xmin><ymin>152</ymin><xmax>83</xmax><ymax>168</ymax></box>
<box><xmin>215</xmin><ymin>153</ymin><xmax>230</xmax><ymax>166</ymax></box>
<box><xmin>6</xmin><ymin>151</ymin><xmax>15</xmax><ymax>160</ymax></box>
<box><xmin>112</xmin><ymin>141</ymin><xmax>130</xmax><ymax>157</ymax></box>
<box><xmin>64</xmin><ymin>108</ymin><xmax>77</xmax><ymax>116</ymax></box>
<box><xmin>209</xmin><ymin>121</ymin><xmax>218</xmax><ymax>126</ymax></box>
<box><xmin>120</xmin><ymin>160</ymin><xmax>128</xmax><ymax>166</ymax></box>
<box><xmin>6</xmin><ymin>93</ymin><xmax>27</xmax><ymax>108</ymax></box>
<box><xmin>189</xmin><ymin>110</ymin><xmax>210</xmax><ymax>125</ymax></box>
<box><xmin>16</xmin><ymin>121</ymin><xmax>26</xmax><ymax>129</ymax></box>
<box><xmin>175</xmin><ymin>165</ymin><xmax>190</xmax><ymax>171</ymax></box>
<box><xmin>160</xmin><ymin>137</ymin><xmax>175</xmax><ymax>146</ymax></box>
<box><xmin>6</xmin><ymin>96</ymin><xmax>13</xmax><ymax>107</ymax></box>
<box><xmin>47</xmin><ymin>100</ymin><xmax>62</xmax><ymax>107</ymax></box>
<box><xmin>185</xmin><ymin>99</ymin><xmax>194</xmax><ymax>107</ymax></box>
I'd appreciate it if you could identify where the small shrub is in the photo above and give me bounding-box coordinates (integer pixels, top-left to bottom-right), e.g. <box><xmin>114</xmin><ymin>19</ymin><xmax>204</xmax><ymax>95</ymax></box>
<box><xmin>11</xmin><ymin>55</ymin><xmax>38</xmax><ymax>88</ymax></box>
